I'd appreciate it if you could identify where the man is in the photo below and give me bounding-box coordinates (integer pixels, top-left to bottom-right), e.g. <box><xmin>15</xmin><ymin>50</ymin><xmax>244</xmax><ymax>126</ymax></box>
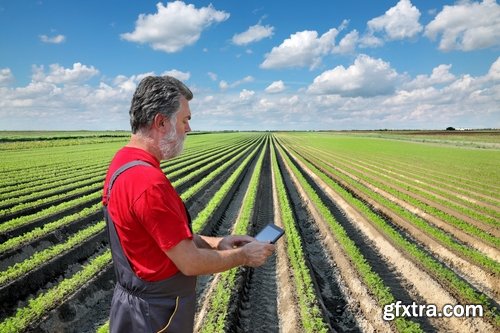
<box><xmin>102</xmin><ymin>76</ymin><xmax>275</xmax><ymax>333</ymax></box>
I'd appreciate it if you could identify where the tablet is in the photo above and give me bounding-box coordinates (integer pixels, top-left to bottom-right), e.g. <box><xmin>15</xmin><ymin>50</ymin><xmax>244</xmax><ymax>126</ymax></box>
<box><xmin>255</xmin><ymin>223</ymin><xmax>284</xmax><ymax>244</ymax></box>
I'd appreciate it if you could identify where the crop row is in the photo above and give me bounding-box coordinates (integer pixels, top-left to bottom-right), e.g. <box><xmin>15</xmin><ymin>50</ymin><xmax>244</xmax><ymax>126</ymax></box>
<box><xmin>279</xmin><ymin>133</ymin><xmax>499</xmax><ymax>199</ymax></box>
<box><xmin>0</xmin><ymin>133</ymin><xmax>252</xmax><ymax>195</ymax></box>
<box><xmin>196</xmin><ymin>137</ymin><xmax>267</xmax><ymax>332</ymax></box>
<box><xmin>274</xmin><ymin>138</ymin><xmax>422</xmax><ymax>332</ymax></box>
<box><xmin>0</xmin><ymin>203</ymin><xmax>101</xmax><ymax>255</ymax></box>
<box><xmin>282</xmin><ymin>137</ymin><xmax>500</xmax><ymax>288</ymax></box>
<box><xmin>337</xmin><ymin>151</ymin><xmax>500</xmax><ymax>217</ymax></box>
<box><xmin>0</xmin><ymin>163</ymin><xmax>108</xmax><ymax>201</ymax></box>
<box><xmin>0</xmin><ymin>142</ymin><xmax>125</xmax><ymax>184</ymax></box>
<box><xmin>0</xmin><ymin>134</ymin><xmax>252</xmax><ymax>202</ymax></box>
<box><xmin>292</xmin><ymin>145</ymin><xmax>499</xmax><ymax>273</ymax></box>
<box><xmin>2</xmin><ymin>131</ymin><xmax>497</xmax><ymax>332</ymax></box>
<box><xmin>270</xmin><ymin>140</ymin><xmax>332</xmax><ymax>332</ymax></box>
<box><xmin>275</xmin><ymin>133</ymin><xmax>499</xmax><ymax>328</ymax></box>
<box><xmin>0</xmin><ymin>221</ymin><xmax>105</xmax><ymax>285</ymax></box>
<box><xmin>190</xmin><ymin>137</ymin><xmax>264</xmax><ymax>231</ymax></box>
<box><xmin>0</xmin><ymin>132</ymin><xmax>265</xmax><ymax>332</ymax></box>
<box><xmin>0</xmin><ymin>250</ymin><xmax>112</xmax><ymax>333</ymax></box>
<box><xmin>0</xmin><ymin>133</ymin><xmax>262</xmax><ymax>246</ymax></box>
<box><xmin>305</xmin><ymin>146</ymin><xmax>499</xmax><ymax>227</ymax></box>
<box><xmin>0</xmin><ymin>135</ymin><xmax>261</xmax><ymax>237</ymax></box>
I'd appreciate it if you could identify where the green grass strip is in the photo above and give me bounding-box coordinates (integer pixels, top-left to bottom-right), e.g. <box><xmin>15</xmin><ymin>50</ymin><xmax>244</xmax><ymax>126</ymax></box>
<box><xmin>175</xmin><ymin>137</ymin><xmax>260</xmax><ymax>196</ymax></box>
<box><xmin>0</xmin><ymin>250</ymin><xmax>112</xmax><ymax>333</ymax></box>
<box><xmin>190</xmin><ymin>138</ymin><xmax>263</xmax><ymax>233</ymax></box>
<box><xmin>0</xmin><ymin>203</ymin><xmax>101</xmax><ymax>254</ymax></box>
<box><xmin>0</xmin><ymin>182</ymin><xmax>102</xmax><ymax>218</ymax></box>
<box><xmin>271</xmin><ymin>141</ymin><xmax>330</xmax><ymax>333</ymax></box>
<box><xmin>96</xmin><ymin>322</ymin><xmax>109</xmax><ymax>333</ymax></box>
<box><xmin>0</xmin><ymin>191</ymin><xmax>101</xmax><ymax>234</ymax></box>
<box><xmin>0</xmin><ymin>174</ymin><xmax>104</xmax><ymax>210</ymax></box>
<box><xmin>0</xmin><ymin>220</ymin><xmax>105</xmax><ymax>285</ymax></box>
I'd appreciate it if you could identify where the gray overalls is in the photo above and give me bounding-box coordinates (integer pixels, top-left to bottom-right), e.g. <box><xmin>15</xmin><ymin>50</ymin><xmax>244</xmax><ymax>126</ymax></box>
<box><xmin>104</xmin><ymin>160</ymin><xmax>197</xmax><ymax>333</ymax></box>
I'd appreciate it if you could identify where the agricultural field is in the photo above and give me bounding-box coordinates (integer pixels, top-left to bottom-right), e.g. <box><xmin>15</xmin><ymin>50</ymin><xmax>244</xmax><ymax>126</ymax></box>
<box><xmin>0</xmin><ymin>130</ymin><xmax>498</xmax><ymax>332</ymax></box>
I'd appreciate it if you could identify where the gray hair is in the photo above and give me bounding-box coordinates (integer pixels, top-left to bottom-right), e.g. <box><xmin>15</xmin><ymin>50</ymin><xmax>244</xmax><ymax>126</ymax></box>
<box><xmin>129</xmin><ymin>76</ymin><xmax>193</xmax><ymax>134</ymax></box>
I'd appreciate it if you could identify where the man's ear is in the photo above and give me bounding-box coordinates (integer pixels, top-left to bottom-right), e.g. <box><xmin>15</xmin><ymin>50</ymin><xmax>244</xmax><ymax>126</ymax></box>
<box><xmin>153</xmin><ymin>113</ymin><xmax>168</xmax><ymax>130</ymax></box>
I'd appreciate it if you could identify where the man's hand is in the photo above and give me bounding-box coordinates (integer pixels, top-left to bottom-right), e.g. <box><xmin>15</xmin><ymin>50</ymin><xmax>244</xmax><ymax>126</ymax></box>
<box><xmin>217</xmin><ymin>235</ymin><xmax>254</xmax><ymax>250</ymax></box>
<box><xmin>241</xmin><ymin>241</ymin><xmax>275</xmax><ymax>267</ymax></box>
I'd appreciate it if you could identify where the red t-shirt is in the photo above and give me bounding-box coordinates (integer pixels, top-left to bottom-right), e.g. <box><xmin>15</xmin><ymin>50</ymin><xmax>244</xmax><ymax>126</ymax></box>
<box><xmin>102</xmin><ymin>146</ymin><xmax>192</xmax><ymax>281</ymax></box>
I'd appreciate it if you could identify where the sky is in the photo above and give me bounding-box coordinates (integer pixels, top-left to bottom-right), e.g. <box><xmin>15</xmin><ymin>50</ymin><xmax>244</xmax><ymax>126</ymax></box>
<box><xmin>0</xmin><ymin>0</ymin><xmax>499</xmax><ymax>131</ymax></box>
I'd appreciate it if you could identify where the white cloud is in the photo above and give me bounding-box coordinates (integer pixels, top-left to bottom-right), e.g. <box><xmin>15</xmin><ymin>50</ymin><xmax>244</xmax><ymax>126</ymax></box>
<box><xmin>0</xmin><ymin>65</ymin><xmax>168</xmax><ymax>130</ymax></box>
<box><xmin>239</xmin><ymin>89</ymin><xmax>255</xmax><ymax>100</ymax></box>
<box><xmin>265</xmin><ymin>80</ymin><xmax>285</xmax><ymax>93</ymax></box>
<box><xmin>219</xmin><ymin>76</ymin><xmax>254</xmax><ymax>90</ymax></box>
<box><xmin>112</xmin><ymin>76</ymin><xmax>137</xmax><ymax>93</ymax></box>
<box><xmin>260</xmin><ymin>28</ymin><xmax>339</xmax><ymax>70</ymax></box>
<box><xmin>308</xmin><ymin>54</ymin><xmax>400</xmax><ymax>97</ymax></box>
<box><xmin>239</xmin><ymin>76</ymin><xmax>255</xmax><ymax>84</ymax></box>
<box><xmin>219</xmin><ymin>80</ymin><xmax>229</xmax><ymax>90</ymax></box>
<box><xmin>121</xmin><ymin>1</ymin><xmax>229</xmax><ymax>53</ymax></box>
<box><xmin>332</xmin><ymin>30</ymin><xmax>359</xmax><ymax>54</ymax></box>
<box><xmin>486</xmin><ymin>56</ymin><xmax>500</xmax><ymax>80</ymax></box>
<box><xmin>367</xmin><ymin>0</ymin><xmax>423</xmax><ymax>41</ymax></box>
<box><xmin>0</xmin><ymin>68</ymin><xmax>14</xmax><ymax>86</ymax></box>
<box><xmin>358</xmin><ymin>33</ymin><xmax>384</xmax><ymax>48</ymax></box>
<box><xmin>425</xmin><ymin>0</ymin><xmax>500</xmax><ymax>51</ymax></box>
<box><xmin>232</xmin><ymin>23</ymin><xmax>274</xmax><ymax>45</ymax></box>
<box><xmin>40</xmin><ymin>34</ymin><xmax>66</xmax><ymax>44</ymax></box>
<box><xmin>380</xmin><ymin>58</ymin><xmax>500</xmax><ymax>128</ymax></box>
<box><xmin>32</xmin><ymin>63</ymin><xmax>99</xmax><ymax>85</ymax></box>
<box><xmin>404</xmin><ymin>64</ymin><xmax>456</xmax><ymax>89</ymax></box>
<box><xmin>162</xmin><ymin>69</ymin><xmax>190</xmax><ymax>82</ymax></box>
<box><xmin>208</xmin><ymin>72</ymin><xmax>217</xmax><ymax>81</ymax></box>
<box><xmin>2</xmin><ymin>58</ymin><xmax>499</xmax><ymax>131</ymax></box>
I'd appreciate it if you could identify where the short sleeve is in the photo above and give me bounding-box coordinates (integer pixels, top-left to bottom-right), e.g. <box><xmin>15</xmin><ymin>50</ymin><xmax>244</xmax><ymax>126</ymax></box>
<box><xmin>132</xmin><ymin>183</ymin><xmax>192</xmax><ymax>251</ymax></box>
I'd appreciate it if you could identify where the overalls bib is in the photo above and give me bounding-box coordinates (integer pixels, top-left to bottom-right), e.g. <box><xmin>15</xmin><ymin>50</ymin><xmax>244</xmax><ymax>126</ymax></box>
<box><xmin>104</xmin><ymin>160</ymin><xmax>197</xmax><ymax>333</ymax></box>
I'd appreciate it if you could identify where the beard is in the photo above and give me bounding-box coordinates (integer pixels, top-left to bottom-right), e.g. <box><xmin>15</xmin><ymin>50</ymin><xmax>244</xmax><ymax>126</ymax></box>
<box><xmin>159</xmin><ymin>127</ymin><xmax>185</xmax><ymax>160</ymax></box>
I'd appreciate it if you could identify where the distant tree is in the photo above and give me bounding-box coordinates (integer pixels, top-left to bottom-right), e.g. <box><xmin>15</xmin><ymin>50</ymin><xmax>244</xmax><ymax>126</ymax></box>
<box><xmin>446</xmin><ymin>127</ymin><xmax>455</xmax><ymax>131</ymax></box>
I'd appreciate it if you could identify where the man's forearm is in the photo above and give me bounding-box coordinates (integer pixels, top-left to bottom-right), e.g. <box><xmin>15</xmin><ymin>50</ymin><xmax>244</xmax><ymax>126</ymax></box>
<box><xmin>194</xmin><ymin>234</ymin><xmax>222</xmax><ymax>249</ymax></box>
<box><xmin>168</xmin><ymin>239</ymin><xmax>246</xmax><ymax>275</ymax></box>
<box><xmin>166</xmin><ymin>238</ymin><xmax>275</xmax><ymax>276</ymax></box>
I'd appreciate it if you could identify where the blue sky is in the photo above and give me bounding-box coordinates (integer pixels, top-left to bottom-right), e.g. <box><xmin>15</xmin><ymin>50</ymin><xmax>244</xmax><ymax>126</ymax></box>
<box><xmin>0</xmin><ymin>0</ymin><xmax>499</xmax><ymax>131</ymax></box>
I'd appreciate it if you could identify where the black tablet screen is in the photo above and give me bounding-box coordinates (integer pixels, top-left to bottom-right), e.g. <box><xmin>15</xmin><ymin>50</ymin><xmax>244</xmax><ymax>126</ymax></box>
<box><xmin>255</xmin><ymin>224</ymin><xmax>284</xmax><ymax>244</ymax></box>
